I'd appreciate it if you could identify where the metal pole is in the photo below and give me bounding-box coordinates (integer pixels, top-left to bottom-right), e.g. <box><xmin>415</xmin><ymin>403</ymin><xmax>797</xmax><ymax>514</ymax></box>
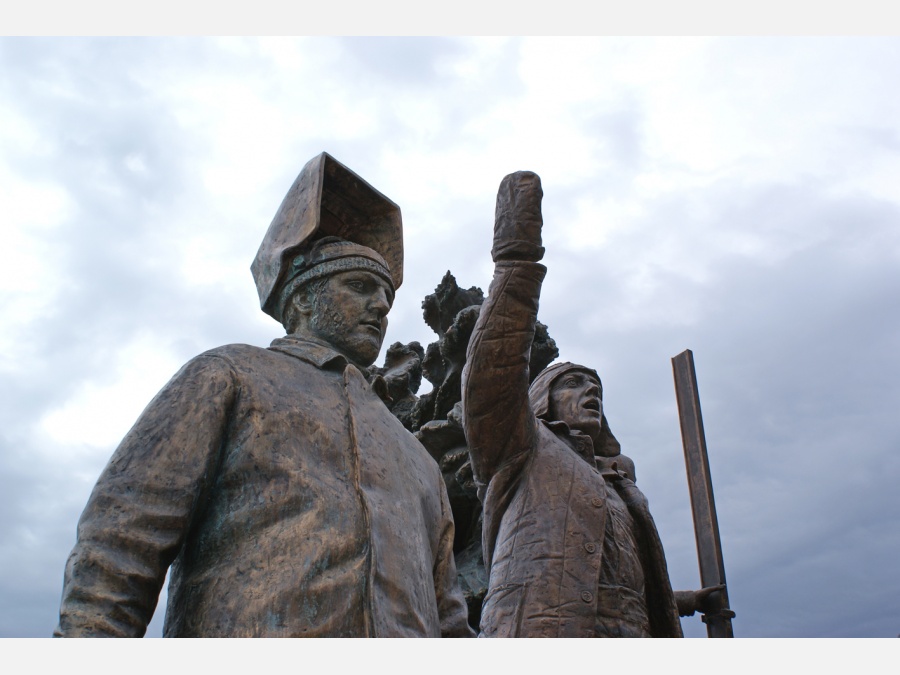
<box><xmin>672</xmin><ymin>349</ymin><xmax>734</xmax><ymax>637</ymax></box>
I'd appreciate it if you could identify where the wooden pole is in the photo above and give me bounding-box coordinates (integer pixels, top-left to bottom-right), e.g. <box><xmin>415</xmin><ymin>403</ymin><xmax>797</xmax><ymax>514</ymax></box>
<box><xmin>672</xmin><ymin>349</ymin><xmax>735</xmax><ymax>637</ymax></box>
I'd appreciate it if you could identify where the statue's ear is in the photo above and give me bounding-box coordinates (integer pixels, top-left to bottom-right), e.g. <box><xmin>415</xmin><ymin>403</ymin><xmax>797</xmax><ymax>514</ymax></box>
<box><xmin>291</xmin><ymin>287</ymin><xmax>314</xmax><ymax>316</ymax></box>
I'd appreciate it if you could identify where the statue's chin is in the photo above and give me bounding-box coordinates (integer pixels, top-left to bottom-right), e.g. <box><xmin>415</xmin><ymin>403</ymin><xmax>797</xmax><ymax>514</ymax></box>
<box><xmin>572</xmin><ymin>421</ymin><xmax>602</xmax><ymax>444</ymax></box>
<box><xmin>341</xmin><ymin>338</ymin><xmax>383</xmax><ymax>369</ymax></box>
<box><xmin>301</xmin><ymin>325</ymin><xmax>383</xmax><ymax>368</ymax></box>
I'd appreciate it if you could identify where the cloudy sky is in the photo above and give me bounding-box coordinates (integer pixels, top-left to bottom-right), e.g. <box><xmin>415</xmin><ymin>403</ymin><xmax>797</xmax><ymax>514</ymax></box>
<box><xmin>1</xmin><ymin>36</ymin><xmax>898</xmax><ymax>639</ymax></box>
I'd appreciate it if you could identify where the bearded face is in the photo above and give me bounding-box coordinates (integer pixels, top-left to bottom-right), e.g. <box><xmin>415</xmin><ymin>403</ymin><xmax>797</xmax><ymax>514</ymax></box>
<box><xmin>300</xmin><ymin>269</ymin><xmax>394</xmax><ymax>367</ymax></box>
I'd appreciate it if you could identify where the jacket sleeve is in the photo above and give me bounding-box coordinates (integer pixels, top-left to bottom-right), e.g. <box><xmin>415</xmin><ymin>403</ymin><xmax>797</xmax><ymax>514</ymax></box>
<box><xmin>462</xmin><ymin>260</ymin><xmax>546</xmax><ymax>488</ymax></box>
<box><xmin>54</xmin><ymin>353</ymin><xmax>237</xmax><ymax>637</ymax></box>
<box><xmin>433</xmin><ymin>481</ymin><xmax>477</xmax><ymax>637</ymax></box>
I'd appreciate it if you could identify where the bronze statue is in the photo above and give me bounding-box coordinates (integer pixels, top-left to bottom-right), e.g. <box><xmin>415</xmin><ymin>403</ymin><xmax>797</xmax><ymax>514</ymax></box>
<box><xmin>372</xmin><ymin>271</ymin><xmax>560</xmax><ymax>628</ymax></box>
<box><xmin>55</xmin><ymin>153</ymin><xmax>474</xmax><ymax>638</ymax></box>
<box><xmin>462</xmin><ymin>170</ymin><xmax>716</xmax><ymax>637</ymax></box>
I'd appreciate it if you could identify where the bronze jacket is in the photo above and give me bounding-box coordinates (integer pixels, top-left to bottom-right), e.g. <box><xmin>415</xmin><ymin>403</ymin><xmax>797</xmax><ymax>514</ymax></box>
<box><xmin>462</xmin><ymin>261</ymin><xmax>682</xmax><ymax>637</ymax></box>
<box><xmin>56</xmin><ymin>336</ymin><xmax>473</xmax><ymax>637</ymax></box>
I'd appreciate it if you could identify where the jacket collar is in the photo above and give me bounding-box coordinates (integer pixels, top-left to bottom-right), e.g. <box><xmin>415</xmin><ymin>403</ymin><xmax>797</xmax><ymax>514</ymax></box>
<box><xmin>268</xmin><ymin>335</ymin><xmax>350</xmax><ymax>370</ymax></box>
<box><xmin>267</xmin><ymin>335</ymin><xmax>392</xmax><ymax>403</ymax></box>
<box><xmin>543</xmin><ymin>419</ymin><xmax>596</xmax><ymax>466</ymax></box>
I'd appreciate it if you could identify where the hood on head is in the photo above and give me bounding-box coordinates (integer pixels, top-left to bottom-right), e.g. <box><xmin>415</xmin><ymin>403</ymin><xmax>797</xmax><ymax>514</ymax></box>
<box><xmin>528</xmin><ymin>361</ymin><xmax>621</xmax><ymax>457</ymax></box>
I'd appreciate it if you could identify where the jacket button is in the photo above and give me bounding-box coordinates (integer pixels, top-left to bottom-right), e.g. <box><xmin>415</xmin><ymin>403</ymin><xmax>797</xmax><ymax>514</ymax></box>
<box><xmin>581</xmin><ymin>591</ymin><xmax>594</xmax><ymax>603</ymax></box>
<box><xmin>584</xmin><ymin>542</ymin><xmax>597</xmax><ymax>554</ymax></box>
<box><xmin>591</xmin><ymin>497</ymin><xmax>603</xmax><ymax>507</ymax></box>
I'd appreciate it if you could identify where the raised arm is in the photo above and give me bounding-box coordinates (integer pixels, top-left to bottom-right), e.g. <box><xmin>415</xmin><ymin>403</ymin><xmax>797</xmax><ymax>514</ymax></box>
<box><xmin>462</xmin><ymin>171</ymin><xmax>546</xmax><ymax>487</ymax></box>
<box><xmin>55</xmin><ymin>353</ymin><xmax>237</xmax><ymax>637</ymax></box>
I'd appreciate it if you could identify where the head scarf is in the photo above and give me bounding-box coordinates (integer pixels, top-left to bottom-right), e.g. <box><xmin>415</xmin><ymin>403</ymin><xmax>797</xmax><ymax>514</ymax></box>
<box><xmin>528</xmin><ymin>361</ymin><xmax>621</xmax><ymax>457</ymax></box>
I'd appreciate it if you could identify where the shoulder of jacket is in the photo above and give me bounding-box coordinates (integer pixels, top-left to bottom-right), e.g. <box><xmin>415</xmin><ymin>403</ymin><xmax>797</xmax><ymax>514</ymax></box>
<box><xmin>197</xmin><ymin>343</ymin><xmax>272</xmax><ymax>362</ymax></box>
<box><xmin>180</xmin><ymin>344</ymin><xmax>279</xmax><ymax>375</ymax></box>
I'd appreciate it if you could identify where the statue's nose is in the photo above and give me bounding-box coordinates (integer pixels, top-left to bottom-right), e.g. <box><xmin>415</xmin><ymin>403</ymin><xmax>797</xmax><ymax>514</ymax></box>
<box><xmin>370</xmin><ymin>287</ymin><xmax>391</xmax><ymax>315</ymax></box>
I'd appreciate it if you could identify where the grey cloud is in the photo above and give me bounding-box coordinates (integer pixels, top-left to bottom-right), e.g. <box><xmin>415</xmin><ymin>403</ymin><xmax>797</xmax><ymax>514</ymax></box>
<box><xmin>586</xmin><ymin>106</ymin><xmax>645</xmax><ymax>172</ymax></box>
<box><xmin>0</xmin><ymin>39</ymin><xmax>273</xmax><ymax>636</ymax></box>
<box><xmin>338</xmin><ymin>37</ymin><xmax>464</xmax><ymax>86</ymax></box>
<box><xmin>331</xmin><ymin>38</ymin><xmax>527</xmax><ymax>167</ymax></box>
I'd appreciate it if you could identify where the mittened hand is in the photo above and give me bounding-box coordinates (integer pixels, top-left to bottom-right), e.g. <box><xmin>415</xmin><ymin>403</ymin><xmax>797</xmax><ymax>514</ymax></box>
<box><xmin>695</xmin><ymin>584</ymin><xmax>727</xmax><ymax>613</ymax></box>
<box><xmin>492</xmin><ymin>171</ymin><xmax>545</xmax><ymax>263</ymax></box>
<box><xmin>674</xmin><ymin>585</ymin><xmax>727</xmax><ymax>617</ymax></box>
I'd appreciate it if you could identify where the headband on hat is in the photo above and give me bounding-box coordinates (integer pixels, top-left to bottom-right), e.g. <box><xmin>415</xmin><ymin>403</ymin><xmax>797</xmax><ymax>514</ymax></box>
<box><xmin>276</xmin><ymin>238</ymin><xmax>394</xmax><ymax>318</ymax></box>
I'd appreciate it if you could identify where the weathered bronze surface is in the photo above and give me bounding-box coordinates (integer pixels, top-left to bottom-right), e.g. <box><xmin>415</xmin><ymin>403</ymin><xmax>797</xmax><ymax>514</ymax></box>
<box><xmin>370</xmin><ymin>258</ymin><xmax>722</xmax><ymax>636</ymax></box>
<box><xmin>372</xmin><ymin>271</ymin><xmax>559</xmax><ymax>628</ymax></box>
<box><xmin>54</xmin><ymin>153</ymin><xmax>473</xmax><ymax>638</ymax></box>
<box><xmin>462</xmin><ymin>170</ymin><xmax>700</xmax><ymax>637</ymax></box>
<box><xmin>672</xmin><ymin>349</ymin><xmax>735</xmax><ymax>637</ymax></box>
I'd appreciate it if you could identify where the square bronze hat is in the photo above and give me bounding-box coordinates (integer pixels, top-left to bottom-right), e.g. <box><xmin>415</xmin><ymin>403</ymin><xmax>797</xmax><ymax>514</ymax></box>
<box><xmin>251</xmin><ymin>152</ymin><xmax>403</xmax><ymax>322</ymax></box>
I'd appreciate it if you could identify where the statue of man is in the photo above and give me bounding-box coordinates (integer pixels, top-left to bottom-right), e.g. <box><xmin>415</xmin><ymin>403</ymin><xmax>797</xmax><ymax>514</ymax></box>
<box><xmin>462</xmin><ymin>170</ymin><xmax>712</xmax><ymax>638</ymax></box>
<box><xmin>55</xmin><ymin>153</ymin><xmax>473</xmax><ymax>638</ymax></box>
